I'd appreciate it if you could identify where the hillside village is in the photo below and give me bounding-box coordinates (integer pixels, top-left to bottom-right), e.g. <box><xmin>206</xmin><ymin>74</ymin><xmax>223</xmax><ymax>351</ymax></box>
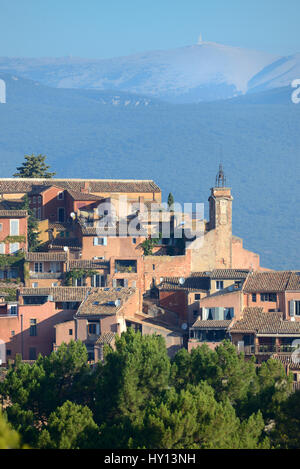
<box><xmin>0</xmin><ymin>163</ymin><xmax>299</xmax><ymax>386</ymax></box>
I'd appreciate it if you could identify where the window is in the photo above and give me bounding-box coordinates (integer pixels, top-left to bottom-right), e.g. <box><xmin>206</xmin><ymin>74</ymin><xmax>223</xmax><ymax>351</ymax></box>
<box><xmin>0</xmin><ymin>223</ymin><xmax>2</xmax><ymax>231</ymax></box>
<box><xmin>33</xmin><ymin>196</ymin><xmax>36</xmax><ymax>204</ymax></box>
<box><xmin>9</xmin><ymin>243</ymin><xmax>19</xmax><ymax>254</ymax></box>
<box><xmin>88</xmin><ymin>322</ymin><xmax>100</xmax><ymax>335</ymax></box>
<box><xmin>32</xmin><ymin>282</ymin><xmax>38</xmax><ymax>288</ymax></box>
<box><xmin>34</xmin><ymin>262</ymin><xmax>43</xmax><ymax>273</ymax></box>
<box><xmin>57</xmin><ymin>191</ymin><xmax>64</xmax><ymax>200</ymax></box>
<box><xmin>9</xmin><ymin>305</ymin><xmax>18</xmax><ymax>316</ymax></box>
<box><xmin>52</xmin><ymin>282</ymin><xmax>58</xmax><ymax>287</ymax></box>
<box><xmin>69</xmin><ymin>329</ymin><xmax>73</xmax><ymax>336</ymax></box>
<box><xmin>260</xmin><ymin>293</ymin><xmax>277</xmax><ymax>302</ymax></box>
<box><xmin>29</xmin><ymin>319</ymin><xmax>37</xmax><ymax>336</ymax></box>
<box><xmin>252</xmin><ymin>293</ymin><xmax>257</xmax><ymax>302</ymax></box>
<box><xmin>10</xmin><ymin>219</ymin><xmax>19</xmax><ymax>236</ymax></box>
<box><xmin>58</xmin><ymin>208</ymin><xmax>65</xmax><ymax>223</ymax></box>
<box><xmin>132</xmin><ymin>238</ymin><xmax>137</xmax><ymax>244</ymax></box>
<box><xmin>91</xmin><ymin>274</ymin><xmax>105</xmax><ymax>287</ymax></box>
<box><xmin>6</xmin><ymin>349</ymin><xmax>11</xmax><ymax>357</ymax></box>
<box><xmin>0</xmin><ymin>243</ymin><xmax>5</xmax><ymax>254</ymax></box>
<box><xmin>152</xmin><ymin>264</ymin><xmax>155</xmax><ymax>271</ymax></box>
<box><xmin>216</xmin><ymin>281</ymin><xmax>224</xmax><ymax>290</ymax></box>
<box><xmin>195</xmin><ymin>294</ymin><xmax>201</xmax><ymax>300</ymax></box>
<box><xmin>37</xmin><ymin>208</ymin><xmax>41</xmax><ymax>219</ymax></box>
<box><xmin>193</xmin><ymin>310</ymin><xmax>198</xmax><ymax>318</ymax></box>
<box><xmin>29</xmin><ymin>347</ymin><xmax>37</xmax><ymax>360</ymax></box>
<box><xmin>11</xmin><ymin>330</ymin><xmax>15</xmax><ymax>337</ymax></box>
<box><xmin>93</xmin><ymin>237</ymin><xmax>107</xmax><ymax>246</ymax></box>
<box><xmin>225</xmin><ymin>307</ymin><xmax>234</xmax><ymax>320</ymax></box>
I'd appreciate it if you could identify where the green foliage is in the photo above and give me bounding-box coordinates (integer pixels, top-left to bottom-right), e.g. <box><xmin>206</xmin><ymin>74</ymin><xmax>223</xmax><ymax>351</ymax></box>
<box><xmin>167</xmin><ymin>192</ymin><xmax>174</xmax><ymax>210</ymax></box>
<box><xmin>37</xmin><ymin>401</ymin><xmax>99</xmax><ymax>449</ymax></box>
<box><xmin>271</xmin><ymin>390</ymin><xmax>300</xmax><ymax>448</ymax></box>
<box><xmin>0</xmin><ymin>409</ymin><xmax>21</xmax><ymax>449</ymax></box>
<box><xmin>140</xmin><ymin>233</ymin><xmax>162</xmax><ymax>256</ymax></box>
<box><xmin>14</xmin><ymin>153</ymin><xmax>56</xmax><ymax>178</ymax></box>
<box><xmin>0</xmin><ymin>332</ymin><xmax>297</xmax><ymax>449</ymax></box>
<box><xmin>65</xmin><ymin>269</ymin><xmax>98</xmax><ymax>286</ymax></box>
<box><xmin>21</xmin><ymin>194</ymin><xmax>41</xmax><ymax>252</ymax></box>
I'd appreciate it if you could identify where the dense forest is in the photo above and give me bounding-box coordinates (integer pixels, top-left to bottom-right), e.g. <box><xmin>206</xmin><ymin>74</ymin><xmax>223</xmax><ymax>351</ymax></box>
<box><xmin>0</xmin><ymin>330</ymin><xmax>299</xmax><ymax>449</ymax></box>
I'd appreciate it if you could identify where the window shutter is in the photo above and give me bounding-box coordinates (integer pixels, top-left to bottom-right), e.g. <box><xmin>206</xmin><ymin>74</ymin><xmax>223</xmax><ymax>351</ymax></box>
<box><xmin>93</xmin><ymin>237</ymin><xmax>98</xmax><ymax>246</ymax></box>
<box><xmin>112</xmin><ymin>279</ymin><xmax>117</xmax><ymax>288</ymax></box>
<box><xmin>290</xmin><ymin>300</ymin><xmax>295</xmax><ymax>317</ymax></box>
<box><xmin>103</xmin><ymin>237</ymin><xmax>107</xmax><ymax>246</ymax></box>
<box><xmin>10</xmin><ymin>220</ymin><xmax>19</xmax><ymax>236</ymax></box>
<box><xmin>124</xmin><ymin>278</ymin><xmax>129</xmax><ymax>288</ymax></box>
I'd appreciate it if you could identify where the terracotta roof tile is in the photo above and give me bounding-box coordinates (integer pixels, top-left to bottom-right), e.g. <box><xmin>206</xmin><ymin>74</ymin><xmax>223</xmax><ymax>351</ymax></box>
<box><xmin>0</xmin><ymin>178</ymin><xmax>161</xmax><ymax>194</ymax></box>
<box><xmin>230</xmin><ymin>307</ymin><xmax>300</xmax><ymax>335</ymax></box>
<box><xmin>243</xmin><ymin>271</ymin><xmax>296</xmax><ymax>293</ymax></box>
<box><xmin>191</xmin><ymin>319</ymin><xmax>232</xmax><ymax>329</ymax></box>
<box><xmin>25</xmin><ymin>252</ymin><xmax>67</xmax><ymax>262</ymax></box>
<box><xmin>158</xmin><ymin>276</ymin><xmax>210</xmax><ymax>292</ymax></box>
<box><xmin>96</xmin><ymin>332</ymin><xmax>116</xmax><ymax>345</ymax></box>
<box><xmin>20</xmin><ymin>286</ymin><xmax>90</xmax><ymax>301</ymax></box>
<box><xmin>76</xmin><ymin>287</ymin><xmax>136</xmax><ymax>317</ymax></box>
<box><xmin>0</xmin><ymin>210</ymin><xmax>27</xmax><ymax>217</ymax></box>
<box><xmin>69</xmin><ymin>259</ymin><xmax>109</xmax><ymax>270</ymax></box>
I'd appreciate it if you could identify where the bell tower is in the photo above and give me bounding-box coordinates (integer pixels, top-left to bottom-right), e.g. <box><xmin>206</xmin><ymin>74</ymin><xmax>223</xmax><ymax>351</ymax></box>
<box><xmin>207</xmin><ymin>164</ymin><xmax>233</xmax><ymax>267</ymax></box>
<box><xmin>208</xmin><ymin>164</ymin><xmax>233</xmax><ymax>230</ymax></box>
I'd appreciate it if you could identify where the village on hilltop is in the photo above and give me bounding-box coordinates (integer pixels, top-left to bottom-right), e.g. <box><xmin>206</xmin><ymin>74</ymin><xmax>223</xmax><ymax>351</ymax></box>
<box><xmin>0</xmin><ymin>163</ymin><xmax>299</xmax><ymax>387</ymax></box>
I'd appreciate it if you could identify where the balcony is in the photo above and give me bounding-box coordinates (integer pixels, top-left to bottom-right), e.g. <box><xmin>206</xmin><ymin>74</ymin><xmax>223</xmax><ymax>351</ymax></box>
<box><xmin>29</xmin><ymin>272</ymin><xmax>63</xmax><ymax>279</ymax></box>
<box><xmin>240</xmin><ymin>345</ymin><xmax>299</xmax><ymax>355</ymax></box>
<box><xmin>115</xmin><ymin>260</ymin><xmax>137</xmax><ymax>274</ymax></box>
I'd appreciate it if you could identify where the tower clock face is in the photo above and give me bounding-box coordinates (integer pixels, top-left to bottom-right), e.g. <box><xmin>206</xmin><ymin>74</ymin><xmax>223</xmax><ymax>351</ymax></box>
<box><xmin>219</xmin><ymin>199</ymin><xmax>227</xmax><ymax>224</ymax></box>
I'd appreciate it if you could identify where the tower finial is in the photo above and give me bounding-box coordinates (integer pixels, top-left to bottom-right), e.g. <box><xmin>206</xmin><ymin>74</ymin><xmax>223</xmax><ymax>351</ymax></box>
<box><xmin>215</xmin><ymin>163</ymin><xmax>226</xmax><ymax>187</ymax></box>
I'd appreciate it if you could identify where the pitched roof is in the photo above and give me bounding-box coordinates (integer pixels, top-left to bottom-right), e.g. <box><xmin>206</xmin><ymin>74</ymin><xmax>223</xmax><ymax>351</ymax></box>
<box><xmin>210</xmin><ymin>269</ymin><xmax>250</xmax><ymax>280</ymax></box>
<box><xmin>96</xmin><ymin>332</ymin><xmax>116</xmax><ymax>345</ymax></box>
<box><xmin>0</xmin><ymin>178</ymin><xmax>161</xmax><ymax>194</ymax></box>
<box><xmin>20</xmin><ymin>286</ymin><xmax>90</xmax><ymax>301</ymax></box>
<box><xmin>286</xmin><ymin>273</ymin><xmax>300</xmax><ymax>291</ymax></box>
<box><xmin>48</xmin><ymin>237</ymin><xmax>82</xmax><ymax>250</ymax></box>
<box><xmin>25</xmin><ymin>252</ymin><xmax>67</xmax><ymax>262</ymax></box>
<box><xmin>78</xmin><ymin>218</ymin><xmax>147</xmax><ymax>237</ymax></box>
<box><xmin>191</xmin><ymin>319</ymin><xmax>232</xmax><ymax>329</ymax></box>
<box><xmin>158</xmin><ymin>276</ymin><xmax>210</xmax><ymax>292</ymax></box>
<box><xmin>230</xmin><ymin>307</ymin><xmax>300</xmax><ymax>335</ymax></box>
<box><xmin>0</xmin><ymin>210</ymin><xmax>27</xmax><ymax>217</ymax></box>
<box><xmin>271</xmin><ymin>354</ymin><xmax>300</xmax><ymax>370</ymax></box>
<box><xmin>76</xmin><ymin>287</ymin><xmax>136</xmax><ymax>317</ymax></box>
<box><xmin>243</xmin><ymin>271</ymin><xmax>298</xmax><ymax>293</ymax></box>
<box><xmin>66</xmin><ymin>189</ymin><xmax>104</xmax><ymax>201</ymax></box>
<box><xmin>69</xmin><ymin>259</ymin><xmax>110</xmax><ymax>270</ymax></box>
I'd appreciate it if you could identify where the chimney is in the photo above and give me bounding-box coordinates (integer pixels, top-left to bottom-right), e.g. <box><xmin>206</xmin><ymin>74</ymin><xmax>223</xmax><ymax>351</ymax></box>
<box><xmin>81</xmin><ymin>181</ymin><xmax>89</xmax><ymax>194</ymax></box>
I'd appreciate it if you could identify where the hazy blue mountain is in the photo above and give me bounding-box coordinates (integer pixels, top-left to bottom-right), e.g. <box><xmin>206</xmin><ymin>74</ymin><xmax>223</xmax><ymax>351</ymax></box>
<box><xmin>0</xmin><ymin>42</ymin><xmax>280</xmax><ymax>102</ymax></box>
<box><xmin>0</xmin><ymin>74</ymin><xmax>299</xmax><ymax>270</ymax></box>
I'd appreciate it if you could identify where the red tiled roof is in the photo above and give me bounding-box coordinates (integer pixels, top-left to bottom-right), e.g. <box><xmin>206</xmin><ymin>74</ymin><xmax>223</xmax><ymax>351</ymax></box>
<box><xmin>230</xmin><ymin>307</ymin><xmax>300</xmax><ymax>335</ymax></box>
<box><xmin>0</xmin><ymin>210</ymin><xmax>27</xmax><ymax>217</ymax></box>
<box><xmin>25</xmin><ymin>252</ymin><xmax>67</xmax><ymax>262</ymax></box>
<box><xmin>0</xmin><ymin>179</ymin><xmax>161</xmax><ymax>194</ymax></box>
<box><xmin>192</xmin><ymin>319</ymin><xmax>232</xmax><ymax>329</ymax></box>
<box><xmin>243</xmin><ymin>271</ymin><xmax>297</xmax><ymax>293</ymax></box>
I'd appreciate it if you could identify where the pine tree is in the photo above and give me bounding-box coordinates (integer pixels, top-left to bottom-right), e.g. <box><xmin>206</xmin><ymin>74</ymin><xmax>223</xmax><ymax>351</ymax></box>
<box><xmin>0</xmin><ymin>410</ymin><xmax>21</xmax><ymax>449</ymax></box>
<box><xmin>167</xmin><ymin>192</ymin><xmax>174</xmax><ymax>210</ymax></box>
<box><xmin>14</xmin><ymin>154</ymin><xmax>56</xmax><ymax>178</ymax></box>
